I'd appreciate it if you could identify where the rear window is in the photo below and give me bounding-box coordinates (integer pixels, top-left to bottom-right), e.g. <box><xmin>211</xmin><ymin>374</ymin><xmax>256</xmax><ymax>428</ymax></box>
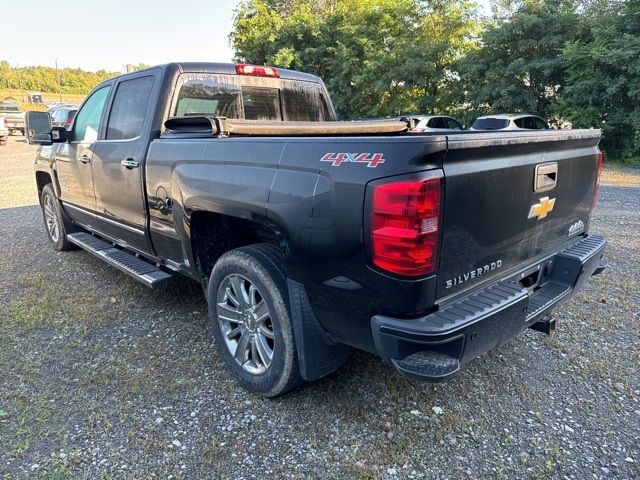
<box><xmin>281</xmin><ymin>83</ymin><xmax>331</xmax><ymax>121</ymax></box>
<box><xmin>242</xmin><ymin>87</ymin><xmax>281</xmax><ymax>120</ymax></box>
<box><xmin>472</xmin><ymin>118</ymin><xmax>509</xmax><ymax>130</ymax></box>
<box><xmin>171</xmin><ymin>73</ymin><xmax>332</xmax><ymax>122</ymax></box>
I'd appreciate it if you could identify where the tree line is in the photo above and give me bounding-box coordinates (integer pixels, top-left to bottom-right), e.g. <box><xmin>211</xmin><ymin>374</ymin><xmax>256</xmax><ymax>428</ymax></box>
<box><xmin>231</xmin><ymin>0</ymin><xmax>640</xmax><ymax>163</ymax></box>
<box><xmin>0</xmin><ymin>61</ymin><xmax>118</xmax><ymax>97</ymax></box>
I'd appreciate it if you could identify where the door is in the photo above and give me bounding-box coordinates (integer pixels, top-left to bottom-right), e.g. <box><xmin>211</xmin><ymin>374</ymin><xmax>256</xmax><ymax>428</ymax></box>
<box><xmin>91</xmin><ymin>73</ymin><xmax>157</xmax><ymax>253</ymax></box>
<box><xmin>56</xmin><ymin>84</ymin><xmax>111</xmax><ymax>224</ymax></box>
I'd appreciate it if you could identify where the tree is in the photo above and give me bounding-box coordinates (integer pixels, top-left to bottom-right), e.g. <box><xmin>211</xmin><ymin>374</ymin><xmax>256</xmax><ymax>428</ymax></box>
<box><xmin>562</xmin><ymin>0</ymin><xmax>640</xmax><ymax>161</ymax></box>
<box><xmin>456</xmin><ymin>0</ymin><xmax>579</xmax><ymax>125</ymax></box>
<box><xmin>0</xmin><ymin>62</ymin><xmax>119</xmax><ymax>95</ymax></box>
<box><xmin>231</xmin><ymin>0</ymin><xmax>482</xmax><ymax>118</ymax></box>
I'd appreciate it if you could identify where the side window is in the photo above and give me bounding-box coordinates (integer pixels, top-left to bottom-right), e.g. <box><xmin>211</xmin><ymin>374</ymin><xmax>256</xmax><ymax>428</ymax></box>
<box><xmin>106</xmin><ymin>76</ymin><xmax>155</xmax><ymax>140</ymax></box>
<box><xmin>242</xmin><ymin>87</ymin><xmax>281</xmax><ymax>120</ymax></box>
<box><xmin>173</xmin><ymin>76</ymin><xmax>241</xmax><ymax>118</ymax></box>
<box><xmin>514</xmin><ymin>118</ymin><xmax>525</xmax><ymax>128</ymax></box>
<box><xmin>535</xmin><ymin>117</ymin><xmax>548</xmax><ymax>129</ymax></box>
<box><xmin>427</xmin><ymin>118</ymin><xmax>447</xmax><ymax>129</ymax></box>
<box><xmin>446</xmin><ymin>118</ymin><xmax>463</xmax><ymax>130</ymax></box>
<box><xmin>73</xmin><ymin>85</ymin><xmax>111</xmax><ymax>142</ymax></box>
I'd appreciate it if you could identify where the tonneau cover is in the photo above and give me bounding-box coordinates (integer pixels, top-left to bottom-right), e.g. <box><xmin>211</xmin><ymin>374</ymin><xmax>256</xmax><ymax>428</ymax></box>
<box><xmin>164</xmin><ymin>116</ymin><xmax>412</xmax><ymax>136</ymax></box>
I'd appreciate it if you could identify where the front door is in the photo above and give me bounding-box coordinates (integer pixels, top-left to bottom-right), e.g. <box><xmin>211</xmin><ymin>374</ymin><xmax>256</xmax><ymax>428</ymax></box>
<box><xmin>91</xmin><ymin>73</ymin><xmax>157</xmax><ymax>253</ymax></box>
<box><xmin>56</xmin><ymin>85</ymin><xmax>111</xmax><ymax>225</ymax></box>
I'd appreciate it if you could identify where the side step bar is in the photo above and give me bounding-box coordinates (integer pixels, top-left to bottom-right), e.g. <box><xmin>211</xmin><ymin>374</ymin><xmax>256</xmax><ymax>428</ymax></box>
<box><xmin>67</xmin><ymin>232</ymin><xmax>173</xmax><ymax>288</ymax></box>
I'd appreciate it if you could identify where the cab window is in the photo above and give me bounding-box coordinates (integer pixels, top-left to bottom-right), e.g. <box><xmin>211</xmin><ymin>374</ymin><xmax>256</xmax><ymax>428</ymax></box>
<box><xmin>173</xmin><ymin>76</ymin><xmax>241</xmax><ymax>118</ymax></box>
<box><xmin>73</xmin><ymin>85</ymin><xmax>111</xmax><ymax>142</ymax></box>
<box><xmin>106</xmin><ymin>76</ymin><xmax>155</xmax><ymax>140</ymax></box>
<box><xmin>241</xmin><ymin>87</ymin><xmax>281</xmax><ymax>120</ymax></box>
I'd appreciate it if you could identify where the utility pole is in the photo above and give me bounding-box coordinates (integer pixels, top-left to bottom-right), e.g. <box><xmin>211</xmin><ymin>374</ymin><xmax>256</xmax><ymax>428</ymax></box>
<box><xmin>55</xmin><ymin>59</ymin><xmax>62</xmax><ymax>102</ymax></box>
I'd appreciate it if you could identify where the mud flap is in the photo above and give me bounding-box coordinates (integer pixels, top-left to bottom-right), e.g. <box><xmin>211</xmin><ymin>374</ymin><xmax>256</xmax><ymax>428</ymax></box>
<box><xmin>287</xmin><ymin>279</ymin><xmax>349</xmax><ymax>381</ymax></box>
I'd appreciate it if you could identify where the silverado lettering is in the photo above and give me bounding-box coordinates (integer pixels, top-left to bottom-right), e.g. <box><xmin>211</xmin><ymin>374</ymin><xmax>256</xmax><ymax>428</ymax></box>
<box><xmin>445</xmin><ymin>260</ymin><xmax>503</xmax><ymax>289</ymax></box>
<box><xmin>26</xmin><ymin>62</ymin><xmax>607</xmax><ymax>397</ymax></box>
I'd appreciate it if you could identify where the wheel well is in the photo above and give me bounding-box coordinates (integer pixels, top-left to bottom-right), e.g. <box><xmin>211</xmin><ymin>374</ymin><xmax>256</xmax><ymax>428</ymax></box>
<box><xmin>35</xmin><ymin>171</ymin><xmax>52</xmax><ymax>200</ymax></box>
<box><xmin>190</xmin><ymin>211</ymin><xmax>282</xmax><ymax>284</ymax></box>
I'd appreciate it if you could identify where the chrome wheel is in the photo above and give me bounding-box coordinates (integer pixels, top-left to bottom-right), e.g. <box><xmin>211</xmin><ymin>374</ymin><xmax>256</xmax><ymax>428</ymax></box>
<box><xmin>43</xmin><ymin>194</ymin><xmax>60</xmax><ymax>243</ymax></box>
<box><xmin>216</xmin><ymin>274</ymin><xmax>275</xmax><ymax>375</ymax></box>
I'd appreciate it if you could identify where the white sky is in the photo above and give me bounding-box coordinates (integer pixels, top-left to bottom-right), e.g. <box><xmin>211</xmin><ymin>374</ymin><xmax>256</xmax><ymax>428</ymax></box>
<box><xmin>4</xmin><ymin>0</ymin><xmax>491</xmax><ymax>72</ymax></box>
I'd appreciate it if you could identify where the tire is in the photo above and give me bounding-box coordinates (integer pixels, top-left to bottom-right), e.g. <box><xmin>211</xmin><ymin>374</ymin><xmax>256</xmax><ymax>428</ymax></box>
<box><xmin>0</xmin><ymin>138</ymin><xmax>6</xmax><ymax>146</ymax></box>
<box><xmin>40</xmin><ymin>183</ymin><xmax>74</xmax><ymax>251</ymax></box>
<box><xmin>208</xmin><ymin>244</ymin><xmax>303</xmax><ymax>397</ymax></box>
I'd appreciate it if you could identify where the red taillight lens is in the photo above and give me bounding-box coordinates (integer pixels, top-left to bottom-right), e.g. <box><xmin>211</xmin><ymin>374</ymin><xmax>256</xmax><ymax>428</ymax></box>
<box><xmin>235</xmin><ymin>64</ymin><xmax>279</xmax><ymax>78</ymax></box>
<box><xmin>592</xmin><ymin>150</ymin><xmax>604</xmax><ymax>208</ymax></box>
<box><xmin>371</xmin><ymin>173</ymin><xmax>442</xmax><ymax>277</ymax></box>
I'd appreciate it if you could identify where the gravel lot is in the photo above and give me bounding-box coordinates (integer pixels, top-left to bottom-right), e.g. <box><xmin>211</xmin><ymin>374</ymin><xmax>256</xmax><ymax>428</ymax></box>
<box><xmin>0</xmin><ymin>135</ymin><xmax>638</xmax><ymax>479</ymax></box>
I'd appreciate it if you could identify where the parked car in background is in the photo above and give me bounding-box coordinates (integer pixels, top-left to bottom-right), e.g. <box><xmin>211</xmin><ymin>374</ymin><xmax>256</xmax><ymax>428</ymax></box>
<box><xmin>409</xmin><ymin>115</ymin><xmax>464</xmax><ymax>132</ymax></box>
<box><xmin>471</xmin><ymin>113</ymin><xmax>549</xmax><ymax>131</ymax></box>
<box><xmin>0</xmin><ymin>117</ymin><xmax>8</xmax><ymax>145</ymax></box>
<box><xmin>49</xmin><ymin>107</ymin><xmax>77</xmax><ymax>129</ymax></box>
<box><xmin>47</xmin><ymin>103</ymin><xmax>79</xmax><ymax>113</ymax></box>
<box><xmin>0</xmin><ymin>101</ymin><xmax>26</xmax><ymax>135</ymax></box>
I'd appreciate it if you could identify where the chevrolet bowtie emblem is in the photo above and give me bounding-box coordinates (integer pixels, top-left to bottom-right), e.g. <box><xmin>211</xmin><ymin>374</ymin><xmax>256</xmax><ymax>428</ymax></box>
<box><xmin>528</xmin><ymin>196</ymin><xmax>556</xmax><ymax>219</ymax></box>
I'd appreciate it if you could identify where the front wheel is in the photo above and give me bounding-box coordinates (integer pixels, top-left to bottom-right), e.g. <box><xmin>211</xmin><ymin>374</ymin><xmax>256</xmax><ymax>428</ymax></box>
<box><xmin>40</xmin><ymin>183</ymin><xmax>74</xmax><ymax>251</ymax></box>
<box><xmin>208</xmin><ymin>244</ymin><xmax>302</xmax><ymax>397</ymax></box>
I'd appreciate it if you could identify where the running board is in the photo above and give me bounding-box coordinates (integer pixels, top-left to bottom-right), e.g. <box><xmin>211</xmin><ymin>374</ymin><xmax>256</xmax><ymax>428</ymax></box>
<box><xmin>67</xmin><ymin>232</ymin><xmax>173</xmax><ymax>288</ymax></box>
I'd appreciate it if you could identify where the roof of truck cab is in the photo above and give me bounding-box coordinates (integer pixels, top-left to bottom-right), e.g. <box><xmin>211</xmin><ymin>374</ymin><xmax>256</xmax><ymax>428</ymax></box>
<box><xmin>114</xmin><ymin>62</ymin><xmax>323</xmax><ymax>84</ymax></box>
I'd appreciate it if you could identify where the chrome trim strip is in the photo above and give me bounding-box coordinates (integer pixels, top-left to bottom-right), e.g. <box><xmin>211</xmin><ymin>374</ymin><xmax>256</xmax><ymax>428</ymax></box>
<box><xmin>63</xmin><ymin>203</ymin><xmax>145</xmax><ymax>235</ymax></box>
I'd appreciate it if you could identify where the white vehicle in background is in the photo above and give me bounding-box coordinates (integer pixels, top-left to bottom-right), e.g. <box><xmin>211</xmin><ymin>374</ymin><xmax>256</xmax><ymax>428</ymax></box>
<box><xmin>471</xmin><ymin>113</ymin><xmax>550</xmax><ymax>131</ymax></box>
<box><xmin>408</xmin><ymin>115</ymin><xmax>464</xmax><ymax>132</ymax></box>
<box><xmin>0</xmin><ymin>117</ymin><xmax>8</xmax><ymax>145</ymax></box>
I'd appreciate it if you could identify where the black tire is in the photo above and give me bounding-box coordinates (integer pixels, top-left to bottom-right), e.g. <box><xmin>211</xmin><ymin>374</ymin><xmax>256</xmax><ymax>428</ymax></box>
<box><xmin>40</xmin><ymin>183</ymin><xmax>74</xmax><ymax>251</ymax></box>
<box><xmin>208</xmin><ymin>244</ymin><xmax>303</xmax><ymax>397</ymax></box>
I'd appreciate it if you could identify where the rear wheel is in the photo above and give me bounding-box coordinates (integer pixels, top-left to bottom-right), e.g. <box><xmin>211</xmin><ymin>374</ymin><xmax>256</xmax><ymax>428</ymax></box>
<box><xmin>208</xmin><ymin>244</ymin><xmax>302</xmax><ymax>397</ymax></box>
<box><xmin>40</xmin><ymin>183</ymin><xmax>74</xmax><ymax>251</ymax></box>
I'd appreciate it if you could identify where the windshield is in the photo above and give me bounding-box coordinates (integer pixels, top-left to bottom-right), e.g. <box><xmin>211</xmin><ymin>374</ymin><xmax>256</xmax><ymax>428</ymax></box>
<box><xmin>472</xmin><ymin>118</ymin><xmax>509</xmax><ymax>130</ymax></box>
<box><xmin>0</xmin><ymin>102</ymin><xmax>19</xmax><ymax>112</ymax></box>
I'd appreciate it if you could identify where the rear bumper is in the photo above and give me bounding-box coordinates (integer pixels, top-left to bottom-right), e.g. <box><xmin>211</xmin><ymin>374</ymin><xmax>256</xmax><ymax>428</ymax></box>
<box><xmin>371</xmin><ymin>233</ymin><xmax>607</xmax><ymax>381</ymax></box>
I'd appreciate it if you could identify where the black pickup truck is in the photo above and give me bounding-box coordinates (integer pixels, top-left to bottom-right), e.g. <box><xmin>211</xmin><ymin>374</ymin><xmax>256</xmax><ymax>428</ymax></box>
<box><xmin>26</xmin><ymin>62</ymin><xmax>607</xmax><ymax>396</ymax></box>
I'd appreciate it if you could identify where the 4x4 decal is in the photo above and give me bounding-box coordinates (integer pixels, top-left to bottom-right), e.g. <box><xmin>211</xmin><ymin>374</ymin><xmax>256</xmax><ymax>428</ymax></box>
<box><xmin>321</xmin><ymin>152</ymin><xmax>386</xmax><ymax>168</ymax></box>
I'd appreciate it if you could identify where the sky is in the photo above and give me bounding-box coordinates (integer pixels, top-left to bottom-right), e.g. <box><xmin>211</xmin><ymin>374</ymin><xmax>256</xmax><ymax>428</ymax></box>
<box><xmin>4</xmin><ymin>0</ymin><xmax>491</xmax><ymax>73</ymax></box>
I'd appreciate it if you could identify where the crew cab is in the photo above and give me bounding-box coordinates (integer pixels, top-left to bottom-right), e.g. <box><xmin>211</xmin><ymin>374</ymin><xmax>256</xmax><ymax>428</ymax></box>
<box><xmin>26</xmin><ymin>62</ymin><xmax>606</xmax><ymax>396</ymax></box>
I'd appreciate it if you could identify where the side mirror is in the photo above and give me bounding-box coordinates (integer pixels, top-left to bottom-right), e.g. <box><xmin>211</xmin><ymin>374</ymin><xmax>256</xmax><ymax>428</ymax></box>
<box><xmin>26</xmin><ymin>112</ymin><xmax>69</xmax><ymax>145</ymax></box>
<box><xmin>26</xmin><ymin>111</ymin><xmax>53</xmax><ymax>145</ymax></box>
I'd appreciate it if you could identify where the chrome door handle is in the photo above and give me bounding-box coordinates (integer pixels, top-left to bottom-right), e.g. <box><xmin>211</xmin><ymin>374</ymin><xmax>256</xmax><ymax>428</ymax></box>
<box><xmin>79</xmin><ymin>155</ymin><xmax>91</xmax><ymax>164</ymax></box>
<box><xmin>121</xmin><ymin>159</ymin><xmax>139</xmax><ymax>169</ymax></box>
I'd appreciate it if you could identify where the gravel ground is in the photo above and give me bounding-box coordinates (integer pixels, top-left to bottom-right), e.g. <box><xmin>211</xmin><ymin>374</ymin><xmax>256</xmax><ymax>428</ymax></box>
<box><xmin>0</xmin><ymin>136</ymin><xmax>639</xmax><ymax>479</ymax></box>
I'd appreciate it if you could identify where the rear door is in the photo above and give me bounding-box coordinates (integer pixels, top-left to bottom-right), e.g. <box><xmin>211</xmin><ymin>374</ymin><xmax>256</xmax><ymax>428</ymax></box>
<box><xmin>436</xmin><ymin>131</ymin><xmax>600</xmax><ymax>298</ymax></box>
<box><xmin>91</xmin><ymin>71</ymin><xmax>158</xmax><ymax>253</ymax></box>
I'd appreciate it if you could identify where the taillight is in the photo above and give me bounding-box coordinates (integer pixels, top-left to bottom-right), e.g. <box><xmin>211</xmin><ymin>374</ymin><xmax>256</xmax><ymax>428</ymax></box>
<box><xmin>371</xmin><ymin>172</ymin><xmax>442</xmax><ymax>277</ymax></box>
<box><xmin>592</xmin><ymin>150</ymin><xmax>604</xmax><ymax>208</ymax></box>
<box><xmin>235</xmin><ymin>64</ymin><xmax>279</xmax><ymax>78</ymax></box>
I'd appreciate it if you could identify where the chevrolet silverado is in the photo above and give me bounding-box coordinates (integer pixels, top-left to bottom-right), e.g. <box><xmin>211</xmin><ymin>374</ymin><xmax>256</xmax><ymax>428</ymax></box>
<box><xmin>26</xmin><ymin>62</ymin><xmax>607</xmax><ymax>396</ymax></box>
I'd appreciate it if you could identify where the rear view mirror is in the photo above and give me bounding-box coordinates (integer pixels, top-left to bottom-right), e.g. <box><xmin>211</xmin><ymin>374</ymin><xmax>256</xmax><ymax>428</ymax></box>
<box><xmin>25</xmin><ymin>111</ymin><xmax>53</xmax><ymax>145</ymax></box>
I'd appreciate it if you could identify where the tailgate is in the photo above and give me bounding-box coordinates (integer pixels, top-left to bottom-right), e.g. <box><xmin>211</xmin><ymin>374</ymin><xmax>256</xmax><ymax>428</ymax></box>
<box><xmin>437</xmin><ymin>129</ymin><xmax>601</xmax><ymax>298</ymax></box>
